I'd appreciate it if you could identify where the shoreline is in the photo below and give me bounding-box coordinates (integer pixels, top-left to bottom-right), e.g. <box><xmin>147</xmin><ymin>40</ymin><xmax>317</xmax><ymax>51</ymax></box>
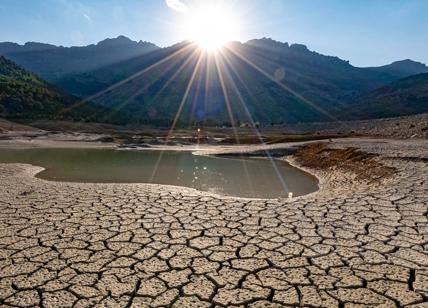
<box><xmin>0</xmin><ymin>137</ymin><xmax>322</xmax><ymax>201</ymax></box>
<box><xmin>0</xmin><ymin>136</ymin><xmax>412</xmax><ymax>201</ymax></box>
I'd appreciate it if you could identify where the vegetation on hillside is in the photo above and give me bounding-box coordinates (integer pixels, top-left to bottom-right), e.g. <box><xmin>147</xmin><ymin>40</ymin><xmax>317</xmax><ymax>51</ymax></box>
<box><xmin>345</xmin><ymin>73</ymin><xmax>428</xmax><ymax>119</ymax></box>
<box><xmin>0</xmin><ymin>56</ymin><xmax>128</xmax><ymax>123</ymax></box>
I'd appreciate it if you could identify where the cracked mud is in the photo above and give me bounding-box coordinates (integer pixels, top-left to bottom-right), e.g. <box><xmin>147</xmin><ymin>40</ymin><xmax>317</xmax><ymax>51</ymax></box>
<box><xmin>0</xmin><ymin>139</ymin><xmax>427</xmax><ymax>307</ymax></box>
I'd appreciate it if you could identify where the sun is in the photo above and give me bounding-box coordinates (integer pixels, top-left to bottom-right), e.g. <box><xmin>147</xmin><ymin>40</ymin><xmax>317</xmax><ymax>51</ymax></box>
<box><xmin>183</xmin><ymin>3</ymin><xmax>240</xmax><ymax>51</ymax></box>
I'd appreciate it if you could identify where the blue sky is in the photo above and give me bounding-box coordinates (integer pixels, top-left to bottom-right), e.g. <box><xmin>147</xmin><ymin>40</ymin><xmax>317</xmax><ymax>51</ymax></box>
<box><xmin>0</xmin><ymin>0</ymin><xmax>427</xmax><ymax>67</ymax></box>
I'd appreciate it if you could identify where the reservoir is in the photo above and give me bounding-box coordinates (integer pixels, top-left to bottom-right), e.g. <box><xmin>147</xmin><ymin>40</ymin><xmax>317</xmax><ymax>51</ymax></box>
<box><xmin>0</xmin><ymin>148</ymin><xmax>318</xmax><ymax>199</ymax></box>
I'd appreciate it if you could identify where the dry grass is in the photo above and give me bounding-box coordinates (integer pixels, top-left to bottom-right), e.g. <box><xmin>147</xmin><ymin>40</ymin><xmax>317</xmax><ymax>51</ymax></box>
<box><xmin>294</xmin><ymin>142</ymin><xmax>396</xmax><ymax>181</ymax></box>
<box><xmin>0</xmin><ymin>119</ymin><xmax>40</xmax><ymax>132</ymax></box>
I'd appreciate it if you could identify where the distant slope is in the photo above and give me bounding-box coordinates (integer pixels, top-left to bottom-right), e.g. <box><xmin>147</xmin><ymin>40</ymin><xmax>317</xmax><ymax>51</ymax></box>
<box><xmin>0</xmin><ymin>36</ymin><xmax>159</xmax><ymax>82</ymax></box>
<box><xmin>236</xmin><ymin>39</ymin><xmax>403</xmax><ymax>106</ymax></box>
<box><xmin>344</xmin><ymin>73</ymin><xmax>428</xmax><ymax>119</ymax></box>
<box><xmin>367</xmin><ymin>59</ymin><xmax>428</xmax><ymax>79</ymax></box>
<box><xmin>0</xmin><ymin>56</ymin><xmax>126</xmax><ymax>123</ymax></box>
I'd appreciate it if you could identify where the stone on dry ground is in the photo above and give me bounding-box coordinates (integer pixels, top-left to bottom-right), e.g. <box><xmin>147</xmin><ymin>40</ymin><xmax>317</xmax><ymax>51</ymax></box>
<box><xmin>0</xmin><ymin>139</ymin><xmax>427</xmax><ymax>307</ymax></box>
<box><xmin>282</xmin><ymin>113</ymin><xmax>428</xmax><ymax>139</ymax></box>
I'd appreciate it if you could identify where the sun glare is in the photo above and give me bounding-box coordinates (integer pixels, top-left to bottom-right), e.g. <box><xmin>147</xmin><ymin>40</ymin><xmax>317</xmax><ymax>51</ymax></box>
<box><xmin>183</xmin><ymin>4</ymin><xmax>240</xmax><ymax>51</ymax></box>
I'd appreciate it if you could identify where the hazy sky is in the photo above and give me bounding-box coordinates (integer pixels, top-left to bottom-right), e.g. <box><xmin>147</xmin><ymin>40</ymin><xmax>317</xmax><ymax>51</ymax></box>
<box><xmin>0</xmin><ymin>0</ymin><xmax>427</xmax><ymax>67</ymax></box>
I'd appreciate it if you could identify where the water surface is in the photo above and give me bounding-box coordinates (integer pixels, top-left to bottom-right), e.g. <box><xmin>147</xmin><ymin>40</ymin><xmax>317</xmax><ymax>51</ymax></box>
<box><xmin>0</xmin><ymin>148</ymin><xmax>318</xmax><ymax>198</ymax></box>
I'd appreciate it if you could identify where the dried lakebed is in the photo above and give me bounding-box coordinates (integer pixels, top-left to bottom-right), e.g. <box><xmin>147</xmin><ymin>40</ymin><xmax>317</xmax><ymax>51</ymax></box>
<box><xmin>0</xmin><ymin>138</ymin><xmax>427</xmax><ymax>307</ymax></box>
<box><xmin>0</xmin><ymin>148</ymin><xmax>318</xmax><ymax>199</ymax></box>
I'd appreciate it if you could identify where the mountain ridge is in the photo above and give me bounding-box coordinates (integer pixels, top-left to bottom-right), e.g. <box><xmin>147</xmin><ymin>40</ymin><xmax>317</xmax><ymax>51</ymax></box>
<box><xmin>1</xmin><ymin>36</ymin><xmax>426</xmax><ymax>70</ymax></box>
<box><xmin>0</xmin><ymin>36</ymin><xmax>158</xmax><ymax>53</ymax></box>
<box><xmin>1</xmin><ymin>36</ymin><xmax>427</xmax><ymax>125</ymax></box>
<box><xmin>0</xmin><ymin>36</ymin><xmax>160</xmax><ymax>81</ymax></box>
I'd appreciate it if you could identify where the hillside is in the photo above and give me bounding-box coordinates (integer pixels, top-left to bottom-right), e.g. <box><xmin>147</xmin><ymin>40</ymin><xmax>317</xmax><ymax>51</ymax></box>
<box><xmin>345</xmin><ymin>73</ymin><xmax>428</xmax><ymax>119</ymax></box>
<box><xmin>0</xmin><ymin>56</ymin><xmax>126</xmax><ymax>123</ymax></box>
<box><xmin>0</xmin><ymin>36</ymin><xmax>159</xmax><ymax>82</ymax></box>
<box><xmin>367</xmin><ymin>59</ymin><xmax>428</xmax><ymax>79</ymax></box>
<box><xmin>54</xmin><ymin>41</ymin><xmax>328</xmax><ymax>125</ymax></box>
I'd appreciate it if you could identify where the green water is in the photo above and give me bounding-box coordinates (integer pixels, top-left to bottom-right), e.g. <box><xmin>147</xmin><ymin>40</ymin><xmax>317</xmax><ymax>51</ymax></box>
<box><xmin>0</xmin><ymin>148</ymin><xmax>318</xmax><ymax>198</ymax></box>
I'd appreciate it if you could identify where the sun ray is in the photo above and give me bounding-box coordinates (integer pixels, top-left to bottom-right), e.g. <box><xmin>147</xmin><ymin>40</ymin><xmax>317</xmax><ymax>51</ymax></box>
<box><xmin>148</xmin><ymin>49</ymin><xmax>200</xmax><ymax>105</ymax></box>
<box><xmin>214</xmin><ymin>54</ymin><xmax>264</xmax><ymax>192</ymax></box>
<box><xmin>213</xmin><ymin>52</ymin><xmax>263</xmax><ymax>192</ymax></box>
<box><xmin>187</xmin><ymin>53</ymin><xmax>207</xmax><ymax>127</ymax></box>
<box><xmin>233</xmin><ymin>45</ymin><xmax>353</xmax><ymax>113</ymax></box>
<box><xmin>101</xmin><ymin>47</ymin><xmax>200</xmax><ymax>122</ymax></box>
<box><xmin>167</xmin><ymin>50</ymin><xmax>205</xmax><ymax>137</ymax></box>
<box><xmin>149</xmin><ymin>50</ymin><xmax>205</xmax><ymax>183</ymax></box>
<box><xmin>213</xmin><ymin>53</ymin><xmax>239</xmax><ymax>136</ymax></box>
<box><xmin>220</xmin><ymin>50</ymin><xmax>271</xmax><ymax>121</ymax></box>
<box><xmin>60</xmin><ymin>43</ymin><xmax>194</xmax><ymax>115</ymax></box>
<box><xmin>216</xmin><ymin>50</ymin><xmax>290</xmax><ymax>194</ymax></box>
<box><xmin>203</xmin><ymin>54</ymin><xmax>213</xmax><ymax>127</ymax></box>
<box><xmin>224</xmin><ymin>45</ymin><xmax>351</xmax><ymax>128</ymax></box>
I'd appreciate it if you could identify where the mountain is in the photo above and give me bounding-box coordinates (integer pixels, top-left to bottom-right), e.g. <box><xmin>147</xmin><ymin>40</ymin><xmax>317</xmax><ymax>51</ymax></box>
<box><xmin>51</xmin><ymin>41</ymin><xmax>333</xmax><ymax>124</ymax></box>
<box><xmin>49</xmin><ymin>38</ymin><xmax>428</xmax><ymax>124</ymax></box>
<box><xmin>344</xmin><ymin>73</ymin><xmax>428</xmax><ymax>120</ymax></box>
<box><xmin>0</xmin><ymin>56</ymin><xmax>127</xmax><ymax>123</ymax></box>
<box><xmin>367</xmin><ymin>59</ymin><xmax>428</xmax><ymax>79</ymax></box>
<box><xmin>1</xmin><ymin>37</ymin><xmax>427</xmax><ymax>125</ymax></box>
<box><xmin>0</xmin><ymin>36</ymin><xmax>159</xmax><ymax>82</ymax></box>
